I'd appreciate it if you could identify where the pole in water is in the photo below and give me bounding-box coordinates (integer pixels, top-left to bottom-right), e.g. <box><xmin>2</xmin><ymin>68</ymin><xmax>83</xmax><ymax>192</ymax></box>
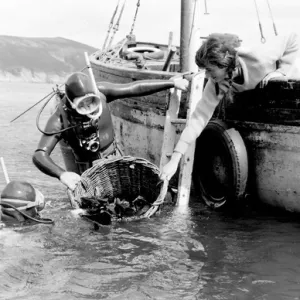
<box><xmin>0</xmin><ymin>157</ymin><xmax>10</xmax><ymax>184</ymax></box>
<box><xmin>0</xmin><ymin>156</ymin><xmax>9</xmax><ymax>225</ymax></box>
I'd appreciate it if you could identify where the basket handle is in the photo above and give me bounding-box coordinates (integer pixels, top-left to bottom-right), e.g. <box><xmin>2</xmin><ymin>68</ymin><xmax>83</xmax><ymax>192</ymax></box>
<box><xmin>67</xmin><ymin>189</ymin><xmax>80</xmax><ymax>209</ymax></box>
<box><xmin>143</xmin><ymin>180</ymin><xmax>169</xmax><ymax>218</ymax></box>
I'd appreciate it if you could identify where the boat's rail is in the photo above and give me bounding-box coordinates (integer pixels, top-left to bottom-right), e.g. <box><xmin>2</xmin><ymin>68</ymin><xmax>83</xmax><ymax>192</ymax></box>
<box><xmin>217</xmin><ymin>78</ymin><xmax>300</xmax><ymax>126</ymax></box>
<box><xmin>90</xmin><ymin>40</ymin><xmax>180</xmax><ymax>74</ymax></box>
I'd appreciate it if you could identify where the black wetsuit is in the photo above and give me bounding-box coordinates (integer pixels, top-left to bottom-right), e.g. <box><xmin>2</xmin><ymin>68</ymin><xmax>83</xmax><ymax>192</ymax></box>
<box><xmin>33</xmin><ymin>80</ymin><xmax>175</xmax><ymax>178</ymax></box>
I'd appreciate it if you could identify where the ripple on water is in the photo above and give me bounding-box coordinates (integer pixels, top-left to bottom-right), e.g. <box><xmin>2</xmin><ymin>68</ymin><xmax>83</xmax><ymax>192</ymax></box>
<box><xmin>2</xmin><ymin>83</ymin><xmax>300</xmax><ymax>299</ymax></box>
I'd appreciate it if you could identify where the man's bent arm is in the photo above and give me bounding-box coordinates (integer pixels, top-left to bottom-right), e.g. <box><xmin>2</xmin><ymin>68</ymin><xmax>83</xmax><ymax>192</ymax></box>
<box><xmin>32</xmin><ymin>113</ymin><xmax>66</xmax><ymax>179</ymax></box>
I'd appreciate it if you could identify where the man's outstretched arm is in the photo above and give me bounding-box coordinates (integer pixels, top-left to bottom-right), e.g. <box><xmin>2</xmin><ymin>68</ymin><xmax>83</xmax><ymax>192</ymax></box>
<box><xmin>98</xmin><ymin>78</ymin><xmax>188</xmax><ymax>102</ymax></box>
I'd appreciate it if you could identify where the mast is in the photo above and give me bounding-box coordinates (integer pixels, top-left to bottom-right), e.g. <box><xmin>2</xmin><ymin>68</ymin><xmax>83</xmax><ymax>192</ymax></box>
<box><xmin>180</xmin><ymin>0</ymin><xmax>200</xmax><ymax>73</ymax></box>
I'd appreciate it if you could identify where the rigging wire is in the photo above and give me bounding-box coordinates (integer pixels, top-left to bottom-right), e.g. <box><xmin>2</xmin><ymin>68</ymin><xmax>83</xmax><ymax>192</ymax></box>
<box><xmin>266</xmin><ymin>0</ymin><xmax>278</xmax><ymax>36</ymax></box>
<box><xmin>129</xmin><ymin>0</ymin><xmax>141</xmax><ymax>35</ymax></box>
<box><xmin>204</xmin><ymin>0</ymin><xmax>209</xmax><ymax>14</ymax></box>
<box><xmin>253</xmin><ymin>0</ymin><xmax>266</xmax><ymax>43</ymax></box>
<box><xmin>10</xmin><ymin>66</ymin><xmax>87</xmax><ymax>125</ymax></box>
<box><xmin>107</xmin><ymin>0</ymin><xmax>127</xmax><ymax>49</ymax></box>
<box><xmin>102</xmin><ymin>0</ymin><xmax>121</xmax><ymax>50</ymax></box>
<box><xmin>10</xmin><ymin>90</ymin><xmax>57</xmax><ymax>123</ymax></box>
<box><xmin>189</xmin><ymin>0</ymin><xmax>198</xmax><ymax>47</ymax></box>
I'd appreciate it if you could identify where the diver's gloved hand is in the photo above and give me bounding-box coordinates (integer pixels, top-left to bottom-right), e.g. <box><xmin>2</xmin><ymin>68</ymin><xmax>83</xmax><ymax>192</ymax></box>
<box><xmin>172</xmin><ymin>78</ymin><xmax>189</xmax><ymax>92</ymax></box>
<box><xmin>60</xmin><ymin>171</ymin><xmax>81</xmax><ymax>191</ymax></box>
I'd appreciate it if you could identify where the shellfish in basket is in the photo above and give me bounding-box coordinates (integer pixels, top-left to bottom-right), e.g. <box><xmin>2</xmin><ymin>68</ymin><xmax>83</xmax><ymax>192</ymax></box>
<box><xmin>68</xmin><ymin>156</ymin><xmax>173</xmax><ymax>227</ymax></box>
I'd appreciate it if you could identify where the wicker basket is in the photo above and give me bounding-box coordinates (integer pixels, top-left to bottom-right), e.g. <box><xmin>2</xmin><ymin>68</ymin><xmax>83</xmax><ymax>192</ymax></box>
<box><xmin>69</xmin><ymin>156</ymin><xmax>168</xmax><ymax>220</ymax></box>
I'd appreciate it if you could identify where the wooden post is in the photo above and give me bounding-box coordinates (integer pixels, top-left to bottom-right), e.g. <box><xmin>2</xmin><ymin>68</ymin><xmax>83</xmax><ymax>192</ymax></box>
<box><xmin>168</xmin><ymin>31</ymin><xmax>173</xmax><ymax>51</ymax></box>
<box><xmin>180</xmin><ymin>0</ymin><xmax>200</xmax><ymax>73</ymax></box>
<box><xmin>159</xmin><ymin>88</ymin><xmax>182</xmax><ymax>170</ymax></box>
<box><xmin>177</xmin><ymin>73</ymin><xmax>205</xmax><ymax>206</ymax></box>
<box><xmin>162</xmin><ymin>46</ymin><xmax>176</xmax><ymax>72</ymax></box>
<box><xmin>176</xmin><ymin>0</ymin><xmax>201</xmax><ymax>206</ymax></box>
<box><xmin>0</xmin><ymin>156</ymin><xmax>10</xmax><ymax>225</ymax></box>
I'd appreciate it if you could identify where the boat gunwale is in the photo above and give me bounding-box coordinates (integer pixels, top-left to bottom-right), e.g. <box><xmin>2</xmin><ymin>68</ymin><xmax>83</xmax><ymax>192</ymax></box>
<box><xmin>90</xmin><ymin>40</ymin><xmax>181</xmax><ymax>79</ymax></box>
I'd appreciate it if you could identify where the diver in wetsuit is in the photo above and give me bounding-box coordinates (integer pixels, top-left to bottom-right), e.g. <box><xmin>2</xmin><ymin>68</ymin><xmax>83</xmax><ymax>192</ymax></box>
<box><xmin>33</xmin><ymin>72</ymin><xmax>188</xmax><ymax>191</ymax></box>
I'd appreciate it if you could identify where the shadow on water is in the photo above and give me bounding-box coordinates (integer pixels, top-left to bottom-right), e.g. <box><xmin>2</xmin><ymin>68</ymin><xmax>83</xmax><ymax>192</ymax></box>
<box><xmin>1</xmin><ymin>83</ymin><xmax>300</xmax><ymax>300</ymax></box>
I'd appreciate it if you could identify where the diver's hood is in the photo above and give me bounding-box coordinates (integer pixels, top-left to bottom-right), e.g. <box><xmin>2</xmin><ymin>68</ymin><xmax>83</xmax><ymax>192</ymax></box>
<box><xmin>0</xmin><ymin>181</ymin><xmax>45</xmax><ymax>223</ymax></box>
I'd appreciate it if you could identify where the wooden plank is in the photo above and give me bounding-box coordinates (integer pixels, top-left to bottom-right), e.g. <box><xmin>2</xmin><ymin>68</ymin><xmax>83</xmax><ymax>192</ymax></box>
<box><xmin>159</xmin><ymin>87</ymin><xmax>182</xmax><ymax>170</ymax></box>
<box><xmin>177</xmin><ymin>72</ymin><xmax>205</xmax><ymax>206</ymax></box>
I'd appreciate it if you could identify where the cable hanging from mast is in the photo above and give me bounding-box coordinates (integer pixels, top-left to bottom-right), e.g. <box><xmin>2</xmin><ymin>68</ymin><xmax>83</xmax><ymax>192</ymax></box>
<box><xmin>129</xmin><ymin>0</ymin><xmax>141</xmax><ymax>35</ymax></box>
<box><xmin>107</xmin><ymin>0</ymin><xmax>127</xmax><ymax>49</ymax></box>
<box><xmin>204</xmin><ymin>0</ymin><xmax>209</xmax><ymax>15</ymax></box>
<box><xmin>266</xmin><ymin>0</ymin><xmax>278</xmax><ymax>36</ymax></box>
<box><xmin>102</xmin><ymin>0</ymin><xmax>121</xmax><ymax>50</ymax></box>
<box><xmin>253</xmin><ymin>0</ymin><xmax>266</xmax><ymax>43</ymax></box>
<box><xmin>189</xmin><ymin>0</ymin><xmax>198</xmax><ymax>47</ymax></box>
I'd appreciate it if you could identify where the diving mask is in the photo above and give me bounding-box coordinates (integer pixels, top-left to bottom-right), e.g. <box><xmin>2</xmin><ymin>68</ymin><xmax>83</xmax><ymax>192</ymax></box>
<box><xmin>67</xmin><ymin>93</ymin><xmax>103</xmax><ymax>118</ymax></box>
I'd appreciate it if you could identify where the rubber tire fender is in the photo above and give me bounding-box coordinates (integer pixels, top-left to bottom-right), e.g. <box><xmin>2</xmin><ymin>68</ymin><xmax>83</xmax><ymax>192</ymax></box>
<box><xmin>192</xmin><ymin>120</ymin><xmax>248</xmax><ymax>209</ymax></box>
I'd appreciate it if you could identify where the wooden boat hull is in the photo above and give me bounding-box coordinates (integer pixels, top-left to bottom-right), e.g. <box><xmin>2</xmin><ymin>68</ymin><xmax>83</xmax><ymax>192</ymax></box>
<box><xmin>231</xmin><ymin>121</ymin><xmax>300</xmax><ymax>212</ymax></box>
<box><xmin>87</xmin><ymin>46</ymin><xmax>300</xmax><ymax>212</ymax></box>
<box><xmin>90</xmin><ymin>45</ymin><xmax>181</xmax><ymax>166</ymax></box>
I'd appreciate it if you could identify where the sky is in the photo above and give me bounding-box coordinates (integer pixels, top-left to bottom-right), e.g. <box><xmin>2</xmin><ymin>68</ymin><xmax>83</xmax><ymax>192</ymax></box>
<box><xmin>0</xmin><ymin>0</ymin><xmax>300</xmax><ymax>49</ymax></box>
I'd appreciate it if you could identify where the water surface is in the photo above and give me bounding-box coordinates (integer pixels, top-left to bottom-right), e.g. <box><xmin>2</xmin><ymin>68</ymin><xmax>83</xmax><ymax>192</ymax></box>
<box><xmin>0</xmin><ymin>82</ymin><xmax>300</xmax><ymax>300</ymax></box>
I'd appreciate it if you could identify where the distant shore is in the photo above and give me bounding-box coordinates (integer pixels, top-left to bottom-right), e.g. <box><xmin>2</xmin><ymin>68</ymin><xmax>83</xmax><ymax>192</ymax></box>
<box><xmin>0</xmin><ymin>69</ymin><xmax>66</xmax><ymax>84</ymax></box>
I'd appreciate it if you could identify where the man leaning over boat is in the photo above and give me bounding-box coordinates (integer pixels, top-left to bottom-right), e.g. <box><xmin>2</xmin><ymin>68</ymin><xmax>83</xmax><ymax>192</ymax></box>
<box><xmin>160</xmin><ymin>32</ymin><xmax>300</xmax><ymax>181</ymax></box>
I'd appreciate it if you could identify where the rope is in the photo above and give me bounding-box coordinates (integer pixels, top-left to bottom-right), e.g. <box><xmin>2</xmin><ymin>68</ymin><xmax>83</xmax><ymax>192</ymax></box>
<box><xmin>102</xmin><ymin>0</ymin><xmax>121</xmax><ymax>50</ymax></box>
<box><xmin>266</xmin><ymin>0</ymin><xmax>278</xmax><ymax>36</ymax></box>
<box><xmin>143</xmin><ymin>180</ymin><xmax>169</xmax><ymax>218</ymax></box>
<box><xmin>129</xmin><ymin>0</ymin><xmax>141</xmax><ymax>35</ymax></box>
<box><xmin>253</xmin><ymin>0</ymin><xmax>266</xmax><ymax>43</ymax></box>
<box><xmin>97</xmin><ymin>38</ymin><xmax>129</xmax><ymax>64</ymax></box>
<box><xmin>107</xmin><ymin>0</ymin><xmax>127</xmax><ymax>49</ymax></box>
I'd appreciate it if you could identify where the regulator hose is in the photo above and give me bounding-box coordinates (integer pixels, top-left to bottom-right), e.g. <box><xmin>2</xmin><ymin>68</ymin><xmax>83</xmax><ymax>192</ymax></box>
<box><xmin>36</xmin><ymin>91</ymin><xmax>79</xmax><ymax>136</ymax></box>
<box><xmin>0</xmin><ymin>203</ymin><xmax>54</xmax><ymax>225</ymax></box>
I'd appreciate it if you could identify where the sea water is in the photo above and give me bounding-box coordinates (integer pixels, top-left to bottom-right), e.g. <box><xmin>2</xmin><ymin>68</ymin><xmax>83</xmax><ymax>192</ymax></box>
<box><xmin>1</xmin><ymin>82</ymin><xmax>300</xmax><ymax>300</ymax></box>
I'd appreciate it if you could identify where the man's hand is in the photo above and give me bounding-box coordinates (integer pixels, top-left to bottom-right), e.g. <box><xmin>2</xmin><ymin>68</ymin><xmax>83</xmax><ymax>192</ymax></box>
<box><xmin>173</xmin><ymin>78</ymin><xmax>190</xmax><ymax>92</ymax></box>
<box><xmin>260</xmin><ymin>71</ymin><xmax>285</xmax><ymax>88</ymax></box>
<box><xmin>160</xmin><ymin>152</ymin><xmax>182</xmax><ymax>181</ymax></box>
<box><xmin>216</xmin><ymin>79</ymin><xmax>231</xmax><ymax>100</ymax></box>
<box><xmin>59</xmin><ymin>171</ymin><xmax>81</xmax><ymax>191</ymax></box>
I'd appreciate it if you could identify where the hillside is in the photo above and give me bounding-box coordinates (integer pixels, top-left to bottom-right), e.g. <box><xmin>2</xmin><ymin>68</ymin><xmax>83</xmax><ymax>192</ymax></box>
<box><xmin>0</xmin><ymin>35</ymin><xmax>97</xmax><ymax>83</ymax></box>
